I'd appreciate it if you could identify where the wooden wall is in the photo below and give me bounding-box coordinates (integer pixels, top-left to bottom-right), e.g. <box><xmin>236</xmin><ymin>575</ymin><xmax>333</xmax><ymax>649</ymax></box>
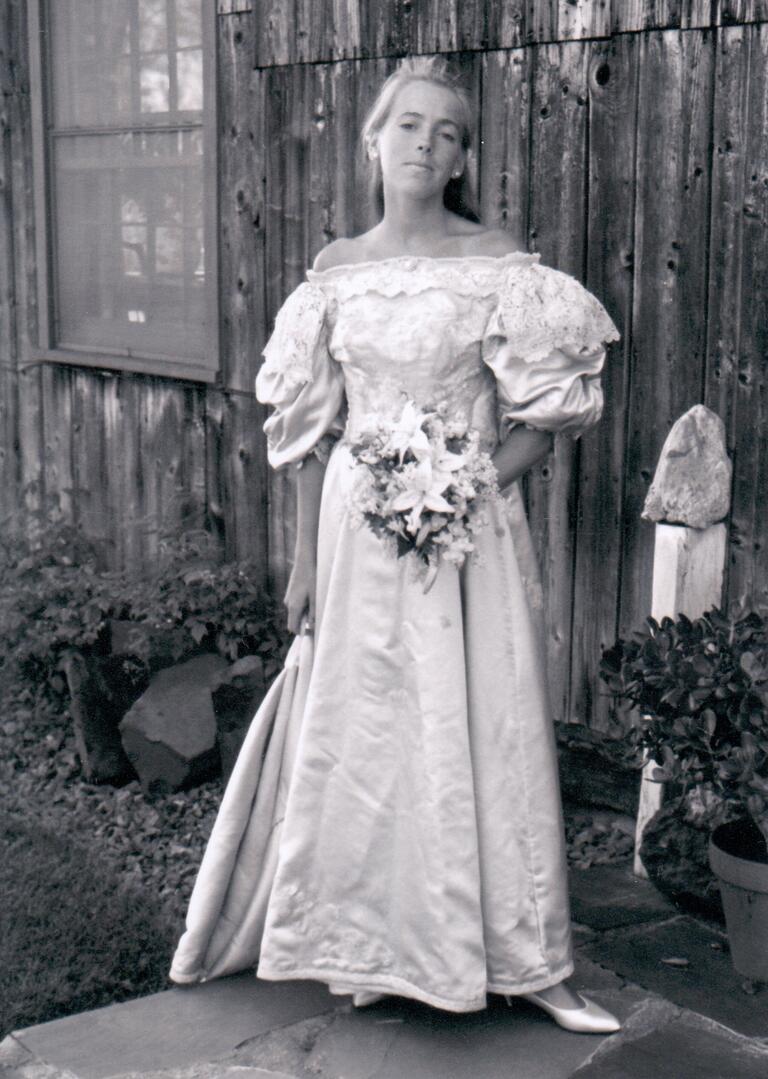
<box><xmin>2</xmin><ymin>0</ymin><xmax>767</xmax><ymax>728</ymax></box>
<box><xmin>0</xmin><ymin>0</ymin><xmax>270</xmax><ymax>582</ymax></box>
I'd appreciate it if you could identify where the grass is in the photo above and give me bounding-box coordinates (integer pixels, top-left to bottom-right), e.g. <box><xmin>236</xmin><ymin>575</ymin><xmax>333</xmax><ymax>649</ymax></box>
<box><xmin>0</xmin><ymin>686</ymin><xmax>634</xmax><ymax>1041</ymax></box>
<box><xmin>0</xmin><ymin>810</ymin><xmax>179</xmax><ymax>1038</ymax></box>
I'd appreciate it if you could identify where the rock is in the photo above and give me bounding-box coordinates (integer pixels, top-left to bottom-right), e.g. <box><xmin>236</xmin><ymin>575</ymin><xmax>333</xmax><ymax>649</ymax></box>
<box><xmin>119</xmin><ymin>654</ymin><xmax>228</xmax><ymax>794</ymax></box>
<box><xmin>559</xmin><ymin>744</ymin><xmax>640</xmax><ymax>816</ymax></box>
<box><xmin>211</xmin><ymin>655</ymin><xmax>269</xmax><ymax>782</ymax></box>
<box><xmin>642</xmin><ymin>405</ymin><xmax>731</xmax><ymax>529</ymax></box>
<box><xmin>61</xmin><ymin>651</ymin><xmax>143</xmax><ymax>783</ymax></box>
<box><xmin>556</xmin><ymin>723</ymin><xmax>642</xmax><ymax>816</ymax></box>
<box><xmin>639</xmin><ymin>796</ymin><xmax>724</xmax><ymax>922</ymax></box>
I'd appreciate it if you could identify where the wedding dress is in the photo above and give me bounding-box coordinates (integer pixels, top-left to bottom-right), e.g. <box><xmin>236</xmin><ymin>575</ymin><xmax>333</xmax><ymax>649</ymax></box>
<box><xmin>169</xmin><ymin>251</ymin><xmax>620</xmax><ymax>1012</ymax></box>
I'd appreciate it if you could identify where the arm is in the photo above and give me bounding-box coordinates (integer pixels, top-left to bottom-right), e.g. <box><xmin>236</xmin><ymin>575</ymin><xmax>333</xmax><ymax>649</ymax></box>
<box><xmin>284</xmin><ymin>453</ymin><xmax>326</xmax><ymax>634</ymax></box>
<box><xmin>491</xmin><ymin>425</ymin><xmax>554</xmax><ymax>492</ymax></box>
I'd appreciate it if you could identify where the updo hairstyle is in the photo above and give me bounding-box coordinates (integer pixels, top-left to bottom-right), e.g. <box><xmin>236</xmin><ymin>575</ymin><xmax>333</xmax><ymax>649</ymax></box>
<box><xmin>360</xmin><ymin>55</ymin><xmax>480</xmax><ymax>223</ymax></box>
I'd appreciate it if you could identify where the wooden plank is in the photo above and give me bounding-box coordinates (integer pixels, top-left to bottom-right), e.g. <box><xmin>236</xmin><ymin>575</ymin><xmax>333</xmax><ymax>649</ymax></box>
<box><xmin>526</xmin><ymin>39</ymin><xmax>591</xmax><ymax>724</ymax></box>
<box><xmin>218</xmin><ymin>14</ymin><xmax>267</xmax><ymax>393</ymax></box>
<box><xmin>135</xmin><ymin>378</ymin><xmax>209</xmax><ymax>564</ymax></box>
<box><xmin>618</xmin><ymin>28</ymin><xmax>714</xmax><ymax>636</ymax></box>
<box><xmin>360</xmin><ymin>2</ymin><xmax>416</xmax><ymax>58</ymax></box>
<box><xmin>253</xmin><ymin>1</ymin><xmax>768</xmax><ymax>68</ymax></box>
<box><xmin>570</xmin><ymin>33</ymin><xmax>639</xmax><ymax>730</ymax></box>
<box><xmin>217</xmin><ymin>0</ymin><xmax>252</xmax><ymax>13</ymax></box>
<box><xmin>68</xmin><ymin>369</ymin><xmax>111</xmax><ymax>567</ymax></box>
<box><xmin>681</xmin><ymin>0</ymin><xmax>728</xmax><ymax>28</ymax></box>
<box><xmin>556</xmin><ymin>0</ymin><xmax>612</xmax><ymax>40</ymax></box>
<box><xmin>40</xmin><ymin>364</ymin><xmax>74</xmax><ymax>522</ymax></box>
<box><xmin>180</xmin><ymin>384</ymin><xmax>209</xmax><ymax>543</ymax></box>
<box><xmin>613</xmin><ymin>1</ymin><xmax>684</xmax><ymax>32</ymax></box>
<box><xmin>719</xmin><ymin>0</ymin><xmax>768</xmax><ymax>25</ymax></box>
<box><xmin>415</xmin><ymin>1</ymin><xmax>523</xmax><ymax>54</ymax></box>
<box><xmin>203</xmin><ymin>387</ymin><xmax>227</xmax><ymax>557</ymax></box>
<box><xmin>479</xmin><ymin>48</ymin><xmax>531</xmax><ymax>242</ymax></box>
<box><xmin>138</xmin><ymin>380</ymin><xmax>186</xmax><ymax>564</ymax></box>
<box><xmin>9</xmin><ymin>0</ymin><xmax>45</xmax><ymax>520</ymax></box>
<box><xmin>703</xmin><ymin>25</ymin><xmax>749</xmax><ymax>604</ymax></box>
<box><xmin>0</xmin><ymin>0</ymin><xmax>20</xmax><ymax>524</ymax></box>
<box><xmin>102</xmin><ymin>375</ymin><xmax>143</xmax><ymax>572</ymax></box>
<box><xmin>484</xmin><ymin>2</ymin><xmax>528</xmax><ymax>51</ymax></box>
<box><xmin>205</xmin><ymin>390</ymin><xmax>269</xmax><ymax>577</ymax></box>
<box><xmin>262</xmin><ymin>64</ymin><xmax>301</xmax><ymax>588</ymax></box>
<box><xmin>525</xmin><ymin>0</ymin><xmax>558</xmax><ymax>44</ymax></box>
<box><xmin>613</xmin><ymin>0</ymin><xmax>768</xmax><ymax>30</ymax></box>
<box><xmin>723</xmin><ymin>22</ymin><xmax>768</xmax><ymax>610</ymax></box>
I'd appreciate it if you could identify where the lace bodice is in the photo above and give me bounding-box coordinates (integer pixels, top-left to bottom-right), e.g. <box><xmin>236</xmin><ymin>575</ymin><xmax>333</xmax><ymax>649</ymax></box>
<box><xmin>256</xmin><ymin>252</ymin><xmax>620</xmax><ymax>470</ymax></box>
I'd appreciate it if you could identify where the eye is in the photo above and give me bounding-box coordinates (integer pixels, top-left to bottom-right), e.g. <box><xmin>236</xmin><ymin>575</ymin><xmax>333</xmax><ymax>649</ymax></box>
<box><xmin>441</xmin><ymin>132</ymin><xmax>456</xmax><ymax>142</ymax></box>
<box><xmin>399</xmin><ymin>122</ymin><xmax>415</xmax><ymax>130</ymax></box>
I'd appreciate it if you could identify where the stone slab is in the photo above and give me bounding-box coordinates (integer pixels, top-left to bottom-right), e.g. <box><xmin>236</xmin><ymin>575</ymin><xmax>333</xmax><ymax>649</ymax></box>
<box><xmin>228</xmin><ymin>991</ymin><xmax>653</xmax><ymax>1079</ymax></box>
<box><xmin>569</xmin><ymin>864</ymin><xmax>675</xmax><ymax>931</ymax></box>
<box><xmin>111</xmin><ymin>1068</ymin><xmax>297</xmax><ymax>1079</ymax></box>
<box><xmin>572</xmin><ymin>1011</ymin><xmax>768</xmax><ymax>1078</ymax></box>
<box><xmin>12</xmin><ymin>974</ymin><xmax>337</xmax><ymax>1079</ymax></box>
<box><xmin>0</xmin><ymin>1036</ymin><xmax>35</xmax><ymax>1068</ymax></box>
<box><xmin>580</xmin><ymin>916</ymin><xmax>768</xmax><ymax>1038</ymax></box>
<box><xmin>571</xmin><ymin>956</ymin><xmax>626</xmax><ymax>995</ymax></box>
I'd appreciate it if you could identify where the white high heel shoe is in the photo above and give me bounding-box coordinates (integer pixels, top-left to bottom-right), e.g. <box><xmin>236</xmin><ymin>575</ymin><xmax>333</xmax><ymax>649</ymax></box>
<box><xmin>329</xmin><ymin>983</ymin><xmax>385</xmax><ymax>1008</ymax></box>
<box><xmin>507</xmin><ymin>991</ymin><xmax>621</xmax><ymax>1034</ymax></box>
<box><xmin>352</xmin><ymin>990</ymin><xmax>386</xmax><ymax>1007</ymax></box>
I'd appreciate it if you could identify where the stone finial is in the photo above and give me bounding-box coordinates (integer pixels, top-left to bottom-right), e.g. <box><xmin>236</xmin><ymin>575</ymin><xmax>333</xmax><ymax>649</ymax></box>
<box><xmin>642</xmin><ymin>405</ymin><xmax>732</xmax><ymax>529</ymax></box>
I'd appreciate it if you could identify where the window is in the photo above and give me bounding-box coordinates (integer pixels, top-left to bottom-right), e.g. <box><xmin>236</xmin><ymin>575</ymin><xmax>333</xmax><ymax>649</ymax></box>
<box><xmin>29</xmin><ymin>0</ymin><xmax>218</xmax><ymax>382</ymax></box>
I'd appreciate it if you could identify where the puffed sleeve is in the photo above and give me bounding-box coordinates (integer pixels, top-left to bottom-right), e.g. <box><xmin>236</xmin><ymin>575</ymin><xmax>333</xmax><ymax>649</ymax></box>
<box><xmin>483</xmin><ymin>263</ymin><xmax>621</xmax><ymax>439</ymax></box>
<box><xmin>255</xmin><ymin>282</ymin><xmax>346</xmax><ymax>470</ymax></box>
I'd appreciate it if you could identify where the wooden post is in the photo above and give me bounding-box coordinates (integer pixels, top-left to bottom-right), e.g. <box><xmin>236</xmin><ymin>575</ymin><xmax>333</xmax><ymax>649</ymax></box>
<box><xmin>633</xmin><ymin>405</ymin><xmax>731</xmax><ymax>878</ymax></box>
<box><xmin>634</xmin><ymin>523</ymin><xmax>727</xmax><ymax>876</ymax></box>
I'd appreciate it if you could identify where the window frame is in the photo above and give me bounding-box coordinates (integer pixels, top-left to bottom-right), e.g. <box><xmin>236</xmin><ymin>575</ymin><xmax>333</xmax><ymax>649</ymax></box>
<box><xmin>27</xmin><ymin>0</ymin><xmax>219</xmax><ymax>384</ymax></box>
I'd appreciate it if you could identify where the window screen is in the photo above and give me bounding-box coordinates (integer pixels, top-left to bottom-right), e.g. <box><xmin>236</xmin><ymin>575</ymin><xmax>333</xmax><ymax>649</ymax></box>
<box><xmin>41</xmin><ymin>0</ymin><xmax>214</xmax><ymax>374</ymax></box>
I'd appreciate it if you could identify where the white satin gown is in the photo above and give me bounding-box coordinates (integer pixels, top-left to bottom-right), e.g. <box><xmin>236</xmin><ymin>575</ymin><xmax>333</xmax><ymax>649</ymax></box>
<box><xmin>169</xmin><ymin>251</ymin><xmax>620</xmax><ymax>1012</ymax></box>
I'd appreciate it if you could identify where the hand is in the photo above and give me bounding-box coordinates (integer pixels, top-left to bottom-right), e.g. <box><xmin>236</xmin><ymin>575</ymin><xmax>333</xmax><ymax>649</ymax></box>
<box><xmin>491</xmin><ymin>427</ymin><xmax>554</xmax><ymax>490</ymax></box>
<box><xmin>283</xmin><ymin>554</ymin><xmax>317</xmax><ymax>635</ymax></box>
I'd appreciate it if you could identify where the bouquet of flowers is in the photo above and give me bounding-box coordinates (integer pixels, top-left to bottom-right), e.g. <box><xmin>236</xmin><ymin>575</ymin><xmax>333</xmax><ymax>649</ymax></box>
<box><xmin>347</xmin><ymin>399</ymin><xmax>501</xmax><ymax>591</ymax></box>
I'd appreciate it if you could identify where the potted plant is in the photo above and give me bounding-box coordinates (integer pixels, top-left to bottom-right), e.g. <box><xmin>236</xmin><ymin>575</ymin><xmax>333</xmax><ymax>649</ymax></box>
<box><xmin>600</xmin><ymin>606</ymin><xmax>768</xmax><ymax>981</ymax></box>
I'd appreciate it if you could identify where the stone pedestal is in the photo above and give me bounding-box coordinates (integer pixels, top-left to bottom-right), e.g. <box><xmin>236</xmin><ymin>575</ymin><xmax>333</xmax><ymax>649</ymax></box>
<box><xmin>634</xmin><ymin>522</ymin><xmax>727</xmax><ymax>877</ymax></box>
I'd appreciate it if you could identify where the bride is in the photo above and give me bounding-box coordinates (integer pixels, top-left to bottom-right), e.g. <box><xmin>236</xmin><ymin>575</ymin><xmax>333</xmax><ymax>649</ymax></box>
<box><xmin>170</xmin><ymin>54</ymin><xmax>621</xmax><ymax>1034</ymax></box>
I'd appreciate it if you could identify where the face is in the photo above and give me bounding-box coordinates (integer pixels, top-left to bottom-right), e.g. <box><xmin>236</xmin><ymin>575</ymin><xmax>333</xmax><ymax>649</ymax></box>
<box><xmin>372</xmin><ymin>79</ymin><xmax>467</xmax><ymax>198</ymax></box>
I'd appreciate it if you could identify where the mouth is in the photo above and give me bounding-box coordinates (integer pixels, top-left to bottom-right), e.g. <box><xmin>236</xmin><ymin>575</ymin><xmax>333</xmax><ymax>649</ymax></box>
<box><xmin>404</xmin><ymin>161</ymin><xmax>433</xmax><ymax>171</ymax></box>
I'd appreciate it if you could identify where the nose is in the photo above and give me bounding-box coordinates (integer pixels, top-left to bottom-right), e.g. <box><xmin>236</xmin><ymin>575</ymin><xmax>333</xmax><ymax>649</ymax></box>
<box><xmin>415</xmin><ymin>137</ymin><xmax>433</xmax><ymax>154</ymax></box>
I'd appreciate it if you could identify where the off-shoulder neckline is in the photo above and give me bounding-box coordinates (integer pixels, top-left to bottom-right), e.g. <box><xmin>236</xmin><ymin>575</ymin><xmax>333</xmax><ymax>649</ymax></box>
<box><xmin>306</xmin><ymin>250</ymin><xmax>541</xmax><ymax>279</ymax></box>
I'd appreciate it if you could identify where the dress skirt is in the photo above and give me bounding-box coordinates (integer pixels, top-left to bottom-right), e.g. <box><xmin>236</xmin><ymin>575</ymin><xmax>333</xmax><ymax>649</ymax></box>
<box><xmin>169</xmin><ymin>441</ymin><xmax>575</xmax><ymax>1012</ymax></box>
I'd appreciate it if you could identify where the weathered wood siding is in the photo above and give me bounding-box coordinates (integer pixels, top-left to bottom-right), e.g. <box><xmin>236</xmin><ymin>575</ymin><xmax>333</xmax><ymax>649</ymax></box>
<box><xmin>0</xmin><ymin>2</ymin><xmax>271</xmax><ymax>586</ymax></box>
<box><xmin>252</xmin><ymin>0</ymin><xmax>768</xmax><ymax>65</ymax></box>
<box><xmin>2</xmin><ymin>0</ymin><xmax>767</xmax><ymax>728</ymax></box>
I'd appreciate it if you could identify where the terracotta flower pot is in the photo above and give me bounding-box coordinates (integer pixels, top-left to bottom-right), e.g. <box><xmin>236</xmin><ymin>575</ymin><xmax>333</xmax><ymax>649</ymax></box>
<box><xmin>709</xmin><ymin>819</ymin><xmax>768</xmax><ymax>982</ymax></box>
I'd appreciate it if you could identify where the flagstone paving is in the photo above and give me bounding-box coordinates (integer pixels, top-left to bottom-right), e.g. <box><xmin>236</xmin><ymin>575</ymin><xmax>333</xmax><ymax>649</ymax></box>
<box><xmin>5</xmin><ymin>864</ymin><xmax>767</xmax><ymax>1079</ymax></box>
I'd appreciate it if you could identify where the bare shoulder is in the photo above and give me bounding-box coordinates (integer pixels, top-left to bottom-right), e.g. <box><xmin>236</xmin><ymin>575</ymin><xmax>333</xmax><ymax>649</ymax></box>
<box><xmin>312</xmin><ymin>237</ymin><xmax>367</xmax><ymax>272</ymax></box>
<box><xmin>463</xmin><ymin>227</ymin><xmax>526</xmax><ymax>257</ymax></box>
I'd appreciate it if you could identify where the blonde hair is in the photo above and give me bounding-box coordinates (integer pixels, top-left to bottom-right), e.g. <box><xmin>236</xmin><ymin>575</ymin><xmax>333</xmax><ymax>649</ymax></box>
<box><xmin>360</xmin><ymin>56</ymin><xmax>480</xmax><ymax>223</ymax></box>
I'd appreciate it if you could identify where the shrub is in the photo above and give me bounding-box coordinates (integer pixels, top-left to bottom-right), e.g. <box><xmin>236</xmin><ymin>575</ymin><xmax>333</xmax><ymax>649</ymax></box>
<box><xmin>0</xmin><ymin>511</ymin><xmax>288</xmax><ymax>714</ymax></box>
<box><xmin>600</xmin><ymin>606</ymin><xmax>768</xmax><ymax>847</ymax></box>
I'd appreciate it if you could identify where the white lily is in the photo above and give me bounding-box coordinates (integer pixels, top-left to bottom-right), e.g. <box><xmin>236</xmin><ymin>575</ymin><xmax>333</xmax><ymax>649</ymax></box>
<box><xmin>389</xmin><ymin>400</ymin><xmax>433</xmax><ymax>461</ymax></box>
<box><xmin>391</xmin><ymin>454</ymin><xmax>465</xmax><ymax>537</ymax></box>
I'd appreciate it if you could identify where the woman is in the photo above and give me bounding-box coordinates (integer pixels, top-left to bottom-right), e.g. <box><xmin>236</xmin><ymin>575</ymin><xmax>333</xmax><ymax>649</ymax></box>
<box><xmin>170</xmin><ymin>55</ymin><xmax>621</xmax><ymax>1034</ymax></box>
